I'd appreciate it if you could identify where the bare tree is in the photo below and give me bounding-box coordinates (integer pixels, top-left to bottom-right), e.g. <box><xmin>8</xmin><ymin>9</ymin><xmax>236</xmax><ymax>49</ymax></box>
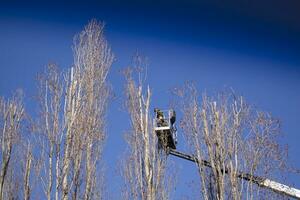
<box><xmin>121</xmin><ymin>56</ymin><xmax>174</xmax><ymax>200</ymax></box>
<box><xmin>72</xmin><ymin>19</ymin><xmax>113</xmax><ymax>200</ymax></box>
<box><xmin>36</xmin><ymin>63</ymin><xmax>64</xmax><ymax>200</ymax></box>
<box><xmin>36</xmin><ymin>20</ymin><xmax>113</xmax><ymax>200</ymax></box>
<box><xmin>0</xmin><ymin>92</ymin><xmax>25</xmax><ymax>200</ymax></box>
<box><xmin>176</xmin><ymin>84</ymin><xmax>287</xmax><ymax>200</ymax></box>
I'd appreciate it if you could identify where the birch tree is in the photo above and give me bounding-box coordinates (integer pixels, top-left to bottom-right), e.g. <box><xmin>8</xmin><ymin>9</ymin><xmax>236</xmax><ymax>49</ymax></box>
<box><xmin>73</xmin><ymin>19</ymin><xmax>113</xmax><ymax>200</ymax></box>
<box><xmin>176</xmin><ymin>84</ymin><xmax>287</xmax><ymax>200</ymax></box>
<box><xmin>36</xmin><ymin>63</ymin><xmax>64</xmax><ymax>200</ymax></box>
<box><xmin>36</xmin><ymin>20</ymin><xmax>113</xmax><ymax>200</ymax></box>
<box><xmin>63</xmin><ymin>19</ymin><xmax>113</xmax><ymax>200</ymax></box>
<box><xmin>121</xmin><ymin>56</ymin><xmax>174</xmax><ymax>200</ymax></box>
<box><xmin>0</xmin><ymin>92</ymin><xmax>25</xmax><ymax>200</ymax></box>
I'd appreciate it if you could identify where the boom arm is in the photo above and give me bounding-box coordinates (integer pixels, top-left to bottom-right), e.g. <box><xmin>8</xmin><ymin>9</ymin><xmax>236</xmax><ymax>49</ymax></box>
<box><xmin>169</xmin><ymin>149</ymin><xmax>300</xmax><ymax>199</ymax></box>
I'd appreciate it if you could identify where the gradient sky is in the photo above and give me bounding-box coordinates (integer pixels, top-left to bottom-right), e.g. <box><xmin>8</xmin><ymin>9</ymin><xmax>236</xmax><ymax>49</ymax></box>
<box><xmin>1</xmin><ymin>0</ymin><xmax>300</xmax><ymax>199</ymax></box>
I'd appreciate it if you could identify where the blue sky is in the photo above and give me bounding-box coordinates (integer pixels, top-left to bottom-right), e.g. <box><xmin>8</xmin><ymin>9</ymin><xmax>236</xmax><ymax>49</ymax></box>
<box><xmin>1</xmin><ymin>0</ymin><xmax>300</xmax><ymax>198</ymax></box>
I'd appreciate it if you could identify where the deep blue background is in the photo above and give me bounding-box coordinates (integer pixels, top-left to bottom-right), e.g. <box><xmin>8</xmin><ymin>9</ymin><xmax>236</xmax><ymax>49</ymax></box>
<box><xmin>1</xmin><ymin>0</ymin><xmax>300</xmax><ymax>198</ymax></box>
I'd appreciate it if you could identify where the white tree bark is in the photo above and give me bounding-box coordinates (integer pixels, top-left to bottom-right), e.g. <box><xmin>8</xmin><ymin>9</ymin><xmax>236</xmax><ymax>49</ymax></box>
<box><xmin>122</xmin><ymin>58</ymin><xmax>174</xmax><ymax>200</ymax></box>
<box><xmin>24</xmin><ymin>145</ymin><xmax>32</xmax><ymax>200</ymax></box>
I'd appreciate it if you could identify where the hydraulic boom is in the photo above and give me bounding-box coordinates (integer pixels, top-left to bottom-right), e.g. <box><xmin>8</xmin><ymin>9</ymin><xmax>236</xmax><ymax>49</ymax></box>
<box><xmin>169</xmin><ymin>149</ymin><xmax>300</xmax><ymax>199</ymax></box>
<box><xmin>153</xmin><ymin>108</ymin><xmax>300</xmax><ymax>199</ymax></box>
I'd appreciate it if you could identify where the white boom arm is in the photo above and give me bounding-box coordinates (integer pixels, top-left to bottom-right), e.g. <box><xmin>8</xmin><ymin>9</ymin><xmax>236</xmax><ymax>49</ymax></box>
<box><xmin>260</xmin><ymin>179</ymin><xmax>300</xmax><ymax>199</ymax></box>
<box><xmin>169</xmin><ymin>149</ymin><xmax>300</xmax><ymax>199</ymax></box>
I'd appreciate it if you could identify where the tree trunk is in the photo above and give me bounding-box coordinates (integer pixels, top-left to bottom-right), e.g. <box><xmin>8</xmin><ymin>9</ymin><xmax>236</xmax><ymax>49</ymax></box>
<box><xmin>24</xmin><ymin>148</ymin><xmax>32</xmax><ymax>200</ymax></box>
<box><xmin>47</xmin><ymin>143</ymin><xmax>53</xmax><ymax>200</ymax></box>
